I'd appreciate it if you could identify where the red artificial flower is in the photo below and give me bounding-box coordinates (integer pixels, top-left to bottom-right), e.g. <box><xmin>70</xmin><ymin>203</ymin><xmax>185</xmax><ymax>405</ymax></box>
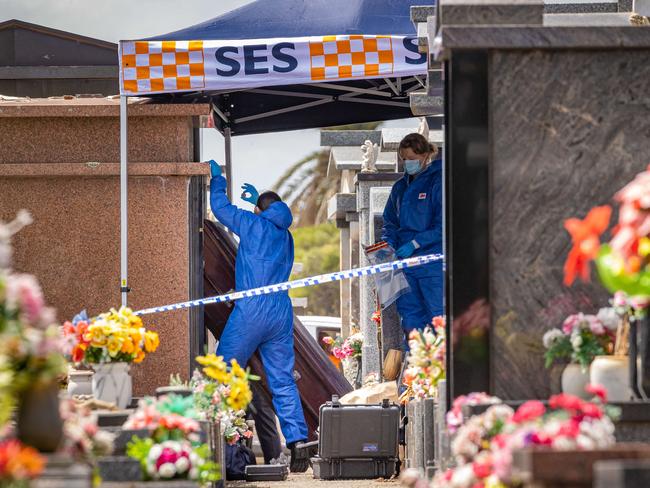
<box><xmin>71</xmin><ymin>343</ymin><xmax>86</xmax><ymax>363</ymax></box>
<box><xmin>372</xmin><ymin>311</ymin><xmax>381</xmax><ymax>325</ymax></box>
<box><xmin>472</xmin><ymin>483</ymin><xmax>486</xmax><ymax>488</ymax></box>
<box><xmin>530</xmin><ymin>432</ymin><xmax>553</xmax><ymax>446</ymax></box>
<box><xmin>585</xmin><ymin>384</ymin><xmax>608</xmax><ymax>403</ymax></box>
<box><xmin>580</xmin><ymin>402</ymin><xmax>604</xmax><ymax>419</ymax></box>
<box><xmin>557</xmin><ymin>419</ymin><xmax>580</xmax><ymax>438</ymax></box>
<box><xmin>512</xmin><ymin>400</ymin><xmax>546</xmax><ymax>424</ymax></box>
<box><xmin>472</xmin><ymin>460</ymin><xmax>492</xmax><ymax>479</ymax></box>
<box><xmin>549</xmin><ymin>393</ymin><xmax>584</xmax><ymax>413</ymax></box>
<box><xmin>76</xmin><ymin>321</ymin><xmax>90</xmax><ymax>344</ymax></box>
<box><xmin>563</xmin><ymin>205</ymin><xmax>612</xmax><ymax>286</ymax></box>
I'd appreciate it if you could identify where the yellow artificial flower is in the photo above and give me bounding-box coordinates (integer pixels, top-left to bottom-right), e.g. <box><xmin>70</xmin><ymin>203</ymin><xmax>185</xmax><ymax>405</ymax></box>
<box><xmin>229</xmin><ymin>359</ymin><xmax>248</xmax><ymax>380</ymax></box>
<box><xmin>88</xmin><ymin>325</ymin><xmax>107</xmax><ymax>347</ymax></box>
<box><xmin>129</xmin><ymin>328</ymin><xmax>143</xmax><ymax>346</ymax></box>
<box><xmin>107</xmin><ymin>335</ymin><xmax>123</xmax><ymax>357</ymax></box>
<box><xmin>144</xmin><ymin>331</ymin><xmax>160</xmax><ymax>353</ymax></box>
<box><xmin>226</xmin><ymin>377</ymin><xmax>253</xmax><ymax>411</ymax></box>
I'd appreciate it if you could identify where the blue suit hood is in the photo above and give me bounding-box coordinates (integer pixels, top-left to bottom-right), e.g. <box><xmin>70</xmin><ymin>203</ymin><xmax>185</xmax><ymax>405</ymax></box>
<box><xmin>260</xmin><ymin>201</ymin><xmax>293</xmax><ymax>230</ymax></box>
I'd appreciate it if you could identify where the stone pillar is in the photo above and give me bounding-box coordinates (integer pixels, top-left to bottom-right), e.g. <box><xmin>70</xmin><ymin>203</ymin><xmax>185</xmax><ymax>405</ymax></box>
<box><xmin>349</xmin><ymin>219</ymin><xmax>361</xmax><ymax>331</ymax></box>
<box><xmin>356</xmin><ymin>173</ymin><xmax>401</xmax><ymax>379</ymax></box>
<box><xmin>339</xmin><ymin>225</ymin><xmax>351</xmax><ymax>338</ymax></box>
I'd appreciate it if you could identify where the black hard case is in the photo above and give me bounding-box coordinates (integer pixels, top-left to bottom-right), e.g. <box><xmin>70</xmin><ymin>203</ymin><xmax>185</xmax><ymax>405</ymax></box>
<box><xmin>312</xmin><ymin>457</ymin><xmax>397</xmax><ymax>480</ymax></box>
<box><xmin>244</xmin><ymin>464</ymin><xmax>289</xmax><ymax>482</ymax></box>
<box><xmin>318</xmin><ymin>397</ymin><xmax>400</xmax><ymax>460</ymax></box>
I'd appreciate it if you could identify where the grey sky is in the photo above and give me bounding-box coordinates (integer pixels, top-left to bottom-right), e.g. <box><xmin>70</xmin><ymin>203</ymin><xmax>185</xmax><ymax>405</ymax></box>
<box><xmin>1</xmin><ymin>0</ymin><xmax>417</xmax><ymax>199</ymax></box>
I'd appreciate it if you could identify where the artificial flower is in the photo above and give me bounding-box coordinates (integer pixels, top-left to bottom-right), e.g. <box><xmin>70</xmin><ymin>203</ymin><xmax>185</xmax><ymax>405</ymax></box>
<box><xmin>563</xmin><ymin>205</ymin><xmax>611</xmax><ymax>286</ymax></box>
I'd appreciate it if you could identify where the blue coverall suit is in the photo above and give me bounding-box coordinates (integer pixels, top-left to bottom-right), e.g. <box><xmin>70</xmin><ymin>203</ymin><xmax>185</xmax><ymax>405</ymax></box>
<box><xmin>210</xmin><ymin>174</ymin><xmax>308</xmax><ymax>444</ymax></box>
<box><xmin>381</xmin><ymin>159</ymin><xmax>444</xmax><ymax>333</ymax></box>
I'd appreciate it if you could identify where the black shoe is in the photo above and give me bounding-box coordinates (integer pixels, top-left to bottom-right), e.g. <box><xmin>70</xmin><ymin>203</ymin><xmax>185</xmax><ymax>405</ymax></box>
<box><xmin>288</xmin><ymin>440</ymin><xmax>315</xmax><ymax>473</ymax></box>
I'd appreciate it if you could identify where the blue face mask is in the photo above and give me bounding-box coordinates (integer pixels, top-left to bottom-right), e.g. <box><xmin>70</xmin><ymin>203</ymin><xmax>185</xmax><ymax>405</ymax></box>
<box><xmin>404</xmin><ymin>159</ymin><xmax>422</xmax><ymax>175</ymax></box>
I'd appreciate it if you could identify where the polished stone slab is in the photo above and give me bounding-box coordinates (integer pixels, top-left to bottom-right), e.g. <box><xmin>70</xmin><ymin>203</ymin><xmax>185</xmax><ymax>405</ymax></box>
<box><xmin>544</xmin><ymin>12</ymin><xmax>634</xmax><ymax>24</ymax></box>
<box><xmin>594</xmin><ymin>460</ymin><xmax>650</xmax><ymax>488</ymax></box>
<box><xmin>440</xmin><ymin>0</ymin><xmax>544</xmax><ymax>25</ymax></box>
<box><xmin>320</xmin><ymin>130</ymin><xmax>381</xmax><ymax>147</ymax></box>
<box><xmin>327</xmin><ymin>193</ymin><xmax>356</xmax><ymax>220</ymax></box>
<box><xmin>489</xmin><ymin>49</ymin><xmax>650</xmax><ymax>399</ymax></box>
<box><xmin>545</xmin><ymin>2</ymin><xmax>618</xmax><ymax>13</ymax></box>
<box><xmin>437</xmin><ymin>25</ymin><xmax>650</xmax><ymax>53</ymax></box>
<box><xmin>409</xmin><ymin>91</ymin><xmax>444</xmax><ymax>116</ymax></box>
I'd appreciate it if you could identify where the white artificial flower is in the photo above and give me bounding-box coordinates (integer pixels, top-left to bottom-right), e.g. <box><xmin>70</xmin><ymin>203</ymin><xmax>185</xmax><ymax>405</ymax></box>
<box><xmin>597</xmin><ymin>307</ymin><xmax>620</xmax><ymax>332</ymax></box>
<box><xmin>571</xmin><ymin>334</ymin><xmax>583</xmax><ymax>349</ymax></box>
<box><xmin>158</xmin><ymin>462</ymin><xmax>176</xmax><ymax>479</ymax></box>
<box><xmin>148</xmin><ymin>444</ymin><xmax>163</xmax><ymax>461</ymax></box>
<box><xmin>189</xmin><ymin>467</ymin><xmax>199</xmax><ymax>480</ymax></box>
<box><xmin>451</xmin><ymin>464</ymin><xmax>476</xmax><ymax>488</ymax></box>
<box><xmin>543</xmin><ymin>329</ymin><xmax>565</xmax><ymax>349</ymax></box>
<box><xmin>175</xmin><ymin>456</ymin><xmax>190</xmax><ymax>473</ymax></box>
<box><xmin>576</xmin><ymin>434</ymin><xmax>595</xmax><ymax>450</ymax></box>
<box><xmin>483</xmin><ymin>404</ymin><xmax>514</xmax><ymax>430</ymax></box>
<box><xmin>552</xmin><ymin>436</ymin><xmax>575</xmax><ymax>450</ymax></box>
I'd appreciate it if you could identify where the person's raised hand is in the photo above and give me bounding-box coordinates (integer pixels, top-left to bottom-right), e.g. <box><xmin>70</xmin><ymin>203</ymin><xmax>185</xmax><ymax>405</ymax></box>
<box><xmin>241</xmin><ymin>183</ymin><xmax>260</xmax><ymax>205</ymax></box>
<box><xmin>208</xmin><ymin>160</ymin><xmax>222</xmax><ymax>178</ymax></box>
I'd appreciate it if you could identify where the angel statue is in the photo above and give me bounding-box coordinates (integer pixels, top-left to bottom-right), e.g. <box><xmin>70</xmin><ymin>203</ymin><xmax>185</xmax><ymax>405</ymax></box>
<box><xmin>360</xmin><ymin>139</ymin><xmax>379</xmax><ymax>173</ymax></box>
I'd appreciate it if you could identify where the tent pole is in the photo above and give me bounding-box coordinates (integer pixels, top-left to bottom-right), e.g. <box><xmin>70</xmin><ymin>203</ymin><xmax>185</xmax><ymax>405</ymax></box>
<box><xmin>224</xmin><ymin>126</ymin><xmax>233</xmax><ymax>200</ymax></box>
<box><xmin>120</xmin><ymin>95</ymin><xmax>129</xmax><ymax>307</ymax></box>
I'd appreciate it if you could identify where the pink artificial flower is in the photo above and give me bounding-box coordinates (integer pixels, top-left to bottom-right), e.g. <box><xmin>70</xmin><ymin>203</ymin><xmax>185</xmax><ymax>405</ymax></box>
<box><xmin>585</xmin><ymin>384</ymin><xmax>608</xmax><ymax>403</ymax></box>
<box><xmin>549</xmin><ymin>393</ymin><xmax>584</xmax><ymax>413</ymax></box>
<box><xmin>588</xmin><ymin>316</ymin><xmax>606</xmax><ymax>335</ymax></box>
<box><xmin>156</xmin><ymin>447</ymin><xmax>179</xmax><ymax>469</ymax></box>
<box><xmin>322</xmin><ymin>336</ymin><xmax>334</xmax><ymax>345</ymax></box>
<box><xmin>613</xmin><ymin>291</ymin><xmax>629</xmax><ymax>308</ymax></box>
<box><xmin>562</xmin><ymin>314</ymin><xmax>581</xmax><ymax>335</ymax></box>
<box><xmin>630</xmin><ymin>296</ymin><xmax>650</xmax><ymax>311</ymax></box>
<box><xmin>580</xmin><ymin>402</ymin><xmax>604</xmax><ymax>419</ymax></box>
<box><xmin>512</xmin><ymin>401</ymin><xmax>546</xmax><ymax>424</ymax></box>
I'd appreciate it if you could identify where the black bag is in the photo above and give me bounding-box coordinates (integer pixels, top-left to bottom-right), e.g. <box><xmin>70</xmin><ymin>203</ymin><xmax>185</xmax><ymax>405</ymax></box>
<box><xmin>225</xmin><ymin>442</ymin><xmax>256</xmax><ymax>480</ymax></box>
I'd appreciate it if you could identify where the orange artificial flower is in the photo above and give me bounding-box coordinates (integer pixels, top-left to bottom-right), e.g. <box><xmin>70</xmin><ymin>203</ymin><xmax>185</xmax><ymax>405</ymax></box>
<box><xmin>563</xmin><ymin>205</ymin><xmax>612</xmax><ymax>286</ymax></box>
<box><xmin>133</xmin><ymin>348</ymin><xmax>146</xmax><ymax>363</ymax></box>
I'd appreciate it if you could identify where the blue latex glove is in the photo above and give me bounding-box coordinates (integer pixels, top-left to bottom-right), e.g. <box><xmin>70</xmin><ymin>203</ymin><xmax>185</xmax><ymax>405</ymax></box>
<box><xmin>396</xmin><ymin>240</ymin><xmax>418</xmax><ymax>259</ymax></box>
<box><xmin>241</xmin><ymin>183</ymin><xmax>260</xmax><ymax>205</ymax></box>
<box><xmin>208</xmin><ymin>160</ymin><xmax>222</xmax><ymax>178</ymax></box>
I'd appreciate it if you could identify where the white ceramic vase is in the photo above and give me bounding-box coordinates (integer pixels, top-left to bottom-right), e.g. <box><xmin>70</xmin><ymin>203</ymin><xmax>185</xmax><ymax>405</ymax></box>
<box><xmin>561</xmin><ymin>363</ymin><xmax>591</xmax><ymax>400</ymax></box>
<box><xmin>590</xmin><ymin>355</ymin><xmax>633</xmax><ymax>402</ymax></box>
<box><xmin>67</xmin><ymin>368</ymin><xmax>94</xmax><ymax>397</ymax></box>
<box><xmin>92</xmin><ymin>362</ymin><xmax>132</xmax><ymax>409</ymax></box>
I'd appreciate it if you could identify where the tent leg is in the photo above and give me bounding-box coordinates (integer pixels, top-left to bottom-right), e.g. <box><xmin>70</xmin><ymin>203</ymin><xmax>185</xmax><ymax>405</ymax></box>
<box><xmin>224</xmin><ymin>127</ymin><xmax>233</xmax><ymax>200</ymax></box>
<box><xmin>120</xmin><ymin>95</ymin><xmax>129</xmax><ymax>307</ymax></box>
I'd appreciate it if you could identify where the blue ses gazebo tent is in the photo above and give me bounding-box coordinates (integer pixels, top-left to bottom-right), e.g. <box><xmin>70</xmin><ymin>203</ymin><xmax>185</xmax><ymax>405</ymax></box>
<box><xmin>117</xmin><ymin>0</ymin><xmax>428</xmax><ymax>305</ymax></box>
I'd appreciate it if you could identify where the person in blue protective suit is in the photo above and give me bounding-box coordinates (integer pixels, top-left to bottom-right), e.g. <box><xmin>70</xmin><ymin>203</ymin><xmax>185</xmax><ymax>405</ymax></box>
<box><xmin>207</xmin><ymin>160</ymin><xmax>310</xmax><ymax>472</ymax></box>
<box><xmin>382</xmin><ymin>133</ymin><xmax>443</xmax><ymax>337</ymax></box>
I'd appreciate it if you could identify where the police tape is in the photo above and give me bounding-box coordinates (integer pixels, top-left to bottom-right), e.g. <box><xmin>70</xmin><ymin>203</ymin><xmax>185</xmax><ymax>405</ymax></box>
<box><xmin>133</xmin><ymin>253</ymin><xmax>444</xmax><ymax>316</ymax></box>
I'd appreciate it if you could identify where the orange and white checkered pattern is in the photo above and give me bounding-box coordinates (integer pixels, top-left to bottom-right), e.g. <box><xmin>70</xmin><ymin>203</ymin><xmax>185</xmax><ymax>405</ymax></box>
<box><xmin>121</xmin><ymin>41</ymin><xmax>206</xmax><ymax>94</ymax></box>
<box><xmin>309</xmin><ymin>35</ymin><xmax>394</xmax><ymax>81</ymax></box>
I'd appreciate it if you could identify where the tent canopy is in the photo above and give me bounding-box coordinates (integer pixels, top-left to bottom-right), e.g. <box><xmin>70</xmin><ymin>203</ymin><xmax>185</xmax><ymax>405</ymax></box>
<box><xmin>122</xmin><ymin>0</ymin><xmax>431</xmax><ymax>135</ymax></box>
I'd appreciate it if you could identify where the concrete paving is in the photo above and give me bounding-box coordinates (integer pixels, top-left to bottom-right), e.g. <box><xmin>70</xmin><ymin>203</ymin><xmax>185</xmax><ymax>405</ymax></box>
<box><xmin>230</xmin><ymin>470</ymin><xmax>399</xmax><ymax>488</ymax></box>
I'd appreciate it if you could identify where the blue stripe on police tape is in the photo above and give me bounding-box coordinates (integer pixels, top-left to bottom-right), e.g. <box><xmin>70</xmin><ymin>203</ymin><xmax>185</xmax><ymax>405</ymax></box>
<box><xmin>133</xmin><ymin>253</ymin><xmax>443</xmax><ymax>316</ymax></box>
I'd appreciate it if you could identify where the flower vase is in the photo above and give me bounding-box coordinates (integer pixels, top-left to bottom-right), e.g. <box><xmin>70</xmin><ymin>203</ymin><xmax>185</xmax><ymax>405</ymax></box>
<box><xmin>67</xmin><ymin>367</ymin><xmax>94</xmax><ymax>397</ymax></box>
<box><xmin>343</xmin><ymin>357</ymin><xmax>362</xmax><ymax>389</ymax></box>
<box><xmin>561</xmin><ymin>363</ymin><xmax>591</xmax><ymax>400</ymax></box>
<box><xmin>17</xmin><ymin>382</ymin><xmax>64</xmax><ymax>452</ymax></box>
<box><xmin>590</xmin><ymin>355</ymin><xmax>632</xmax><ymax>401</ymax></box>
<box><xmin>92</xmin><ymin>362</ymin><xmax>132</xmax><ymax>409</ymax></box>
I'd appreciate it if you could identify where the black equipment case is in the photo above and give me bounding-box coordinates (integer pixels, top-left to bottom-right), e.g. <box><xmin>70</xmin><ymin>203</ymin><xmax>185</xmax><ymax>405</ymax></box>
<box><xmin>312</xmin><ymin>396</ymin><xmax>399</xmax><ymax>479</ymax></box>
<box><xmin>244</xmin><ymin>464</ymin><xmax>289</xmax><ymax>482</ymax></box>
